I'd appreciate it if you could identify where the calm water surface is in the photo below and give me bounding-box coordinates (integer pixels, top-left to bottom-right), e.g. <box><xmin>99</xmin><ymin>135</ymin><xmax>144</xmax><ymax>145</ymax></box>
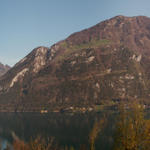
<box><xmin>0</xmin><ymin>110</ymin><xmax>148</xmax><ymax>150</ymax></box>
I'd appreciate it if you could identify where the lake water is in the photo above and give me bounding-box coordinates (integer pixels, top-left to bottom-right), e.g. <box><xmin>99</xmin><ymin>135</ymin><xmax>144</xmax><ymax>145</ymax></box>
<box><xmin>0</xmin><ymin>110</ymin><xmax>143</xmax><ymax>150</ymax></box>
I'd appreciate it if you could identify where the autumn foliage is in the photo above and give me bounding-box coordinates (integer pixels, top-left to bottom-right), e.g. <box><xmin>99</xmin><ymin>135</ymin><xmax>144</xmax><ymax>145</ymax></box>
<box><xmin>113</xmin><ymin>102</ymin><xmax>150</xmax><ymax>150</ymax></box>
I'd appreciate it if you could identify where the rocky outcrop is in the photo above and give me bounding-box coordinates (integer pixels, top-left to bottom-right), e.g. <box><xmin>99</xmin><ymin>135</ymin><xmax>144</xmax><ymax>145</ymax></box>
<box><xmin>1</xmin><ymin>16</ymin><xmax>150</xmax><ymax>112</ymax></box>
<box><xmin>0</xmin><ymin>63</ymin><xmax>10</xmax><ymax>77</ymax></box>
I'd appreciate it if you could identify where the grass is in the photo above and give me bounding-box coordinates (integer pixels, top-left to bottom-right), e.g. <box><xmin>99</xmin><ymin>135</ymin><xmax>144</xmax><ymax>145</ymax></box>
<box><xmin>60</xmin><ymin>39</ymin><xmax>111</xmax><ymax>51</ymax></box>
<box><xmin>56</xmin><ymin>39</ymin><xmax>111</xmax><ymax>63</ymax></box>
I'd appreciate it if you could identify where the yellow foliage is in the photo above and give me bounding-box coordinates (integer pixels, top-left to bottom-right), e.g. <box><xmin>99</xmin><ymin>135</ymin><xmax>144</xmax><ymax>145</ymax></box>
<box><xmin>89</xmin><ymin>118</ymin><xmax>105</xmax><ymax>150</ymax></box>
<box><xmin>113</xmin><ymin>101</ymin><xmax>150</xmax><ymax>150</ymax></box>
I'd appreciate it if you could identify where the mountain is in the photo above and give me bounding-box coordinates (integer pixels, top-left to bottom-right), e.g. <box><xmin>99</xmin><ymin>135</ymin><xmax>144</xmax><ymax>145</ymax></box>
<box><xmin>1</xmin><ymin>15</ymin><xmax>150</xmax><ymax>112</ymax></box>
<box><xmin>0</xmin><ymin>62</ymin><xmax>10</xmax><ymax>77</ymax></box>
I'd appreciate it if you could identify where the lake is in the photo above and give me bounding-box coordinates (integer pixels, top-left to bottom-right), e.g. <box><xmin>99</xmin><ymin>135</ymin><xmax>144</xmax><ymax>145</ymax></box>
<box><xmin>0</xmin><ymin>109</ymin><xmax>147</xmax><ymax>150</ymax></box>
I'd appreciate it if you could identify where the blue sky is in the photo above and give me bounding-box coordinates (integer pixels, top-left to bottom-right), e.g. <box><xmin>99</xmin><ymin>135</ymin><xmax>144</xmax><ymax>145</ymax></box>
<box><xmin>0</xmin><ymin>0</ymin><xmax>150</xmax><ymax>66</ymax></box>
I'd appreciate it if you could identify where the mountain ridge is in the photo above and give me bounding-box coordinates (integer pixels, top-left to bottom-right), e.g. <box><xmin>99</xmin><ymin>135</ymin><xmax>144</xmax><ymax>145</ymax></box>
<box><xmin>0</xmin><ymin>62</ymin><xmax>10</xmax><ymax>77</ymax></box>
<box><xmin>1</xmin><ymin>15</ymin><xmax>150</xmax><ymax>112</ymax></box>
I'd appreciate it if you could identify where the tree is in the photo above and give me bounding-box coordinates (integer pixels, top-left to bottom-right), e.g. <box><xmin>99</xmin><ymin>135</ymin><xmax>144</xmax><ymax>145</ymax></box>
<box><xmin>89</xmin><ymin>117</ymin><xmax>105</xmax><ymax>150</ymax></box>
<box><xmin>113</xmin><ymin>101</ymin><xmax>150</xmax><ymax>150</ymax></box>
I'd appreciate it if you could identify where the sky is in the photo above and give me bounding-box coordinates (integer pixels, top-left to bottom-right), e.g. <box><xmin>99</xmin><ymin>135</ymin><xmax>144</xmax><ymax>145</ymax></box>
<box><xmin>0</xmin><ymin>0</ymin><xmax>150</xmax><ymax>66</ymax></box>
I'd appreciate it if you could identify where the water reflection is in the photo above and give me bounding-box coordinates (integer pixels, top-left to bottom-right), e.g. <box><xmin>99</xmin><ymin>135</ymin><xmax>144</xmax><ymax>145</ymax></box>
<box><xmin>0</xmin><ymin>112</ymin><xmax>116</xmax><ymax>150</ymax></box>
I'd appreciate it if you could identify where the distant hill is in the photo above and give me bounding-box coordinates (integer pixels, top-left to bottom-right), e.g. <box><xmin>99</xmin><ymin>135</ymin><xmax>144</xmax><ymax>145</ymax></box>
<box><xmin>0</xmin><ymin>62</ymin><xmax>10</xmax><ymax>77</ymax></box>
<box><xmin>1</xmin><ymin>15</ymin><xmax>150</xmax><ymax>112</ymax></box>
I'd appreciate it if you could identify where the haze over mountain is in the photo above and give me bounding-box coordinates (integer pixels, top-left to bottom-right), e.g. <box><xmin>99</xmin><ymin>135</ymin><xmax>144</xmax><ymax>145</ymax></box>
<box><xmin>0</xmin><ymin>62</ymin><xmax>10</xmax><ymax>77</ymax></box>
<box><xmin>1</xmin><ymin>15</ymin><xmax>150</xmax><ymax>112</ymax></box>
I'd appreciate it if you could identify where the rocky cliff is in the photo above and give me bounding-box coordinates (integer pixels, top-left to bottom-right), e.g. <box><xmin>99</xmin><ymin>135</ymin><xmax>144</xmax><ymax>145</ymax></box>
<box><xmin>1</xmin><ymin>16</ymin><xmax>150</xmax><ymax>112</ymax></box>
